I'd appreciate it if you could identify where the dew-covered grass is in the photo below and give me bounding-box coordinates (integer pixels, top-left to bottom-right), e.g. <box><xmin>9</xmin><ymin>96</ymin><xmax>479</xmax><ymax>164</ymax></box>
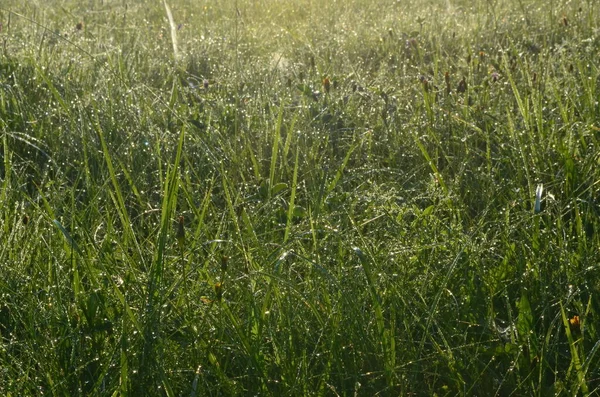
<box><xmin>1</xmin><ymin>0</ymin><xmax>600</xmax><ymax>395</ymax></box>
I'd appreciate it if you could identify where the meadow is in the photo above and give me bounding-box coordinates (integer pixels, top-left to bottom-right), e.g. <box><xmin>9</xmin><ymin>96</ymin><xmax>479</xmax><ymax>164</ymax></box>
<box><xmin>1</xmin><ymin>0</ymin><xmax>599</xmax><ymax>395</ymax></box>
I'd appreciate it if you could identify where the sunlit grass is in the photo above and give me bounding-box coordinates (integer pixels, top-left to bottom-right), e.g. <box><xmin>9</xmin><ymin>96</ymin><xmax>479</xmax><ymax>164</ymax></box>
<box><xmin>1</xmin><ymin>0</ymin><xmax>599</xmax><ymax>395</ymax></box>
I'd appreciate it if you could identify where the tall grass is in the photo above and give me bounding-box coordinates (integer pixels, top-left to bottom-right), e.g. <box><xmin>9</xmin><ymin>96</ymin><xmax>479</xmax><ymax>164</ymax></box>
<box><xmin>1</xmin><ymin>0</ymin><xmax>599</xmax><ymax>395</ymax></box>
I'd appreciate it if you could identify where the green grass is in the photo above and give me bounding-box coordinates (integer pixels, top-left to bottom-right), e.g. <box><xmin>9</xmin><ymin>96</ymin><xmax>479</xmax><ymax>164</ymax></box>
<box><xmin>1</xmin><ymin>0</ymin><xmax>600</xmax><ymax>395</ymax></box>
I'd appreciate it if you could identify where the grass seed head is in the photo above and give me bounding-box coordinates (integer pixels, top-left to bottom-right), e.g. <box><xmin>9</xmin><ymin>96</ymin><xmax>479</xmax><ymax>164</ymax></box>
<box><xmin>569</xmin><ymin>315</ymin><xmax>580</xmax><ymax>329</ymax></box>
<box><xmin>457</xmin><ymin>77</ymin><xmax>467</xmax><ymax>93</ymax></box>
<box><xmin>214</xmin><ymin>282</ymin><xmax>223</xmax><ymax>301</ymax></box>
<box><xmin>419</xmin><ymin>75</ymin><xmax>429</xmax><ymax>92</ymax></box>
<box><xmin>322</xmin><ymin>77</ymin><xmax>331</xmax><ymax>93</ymax></box>
<box><xmin>221</xmin><ymin>255</ymin><xmax>229</xmax><ymax>272</ymax></box>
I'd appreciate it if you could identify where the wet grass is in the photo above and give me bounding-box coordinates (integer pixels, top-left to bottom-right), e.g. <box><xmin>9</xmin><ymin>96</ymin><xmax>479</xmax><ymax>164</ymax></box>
<box><xmin>1</xmin><ymin>0</ymin><xmax>600</xmax><ymax>395</ymax></box>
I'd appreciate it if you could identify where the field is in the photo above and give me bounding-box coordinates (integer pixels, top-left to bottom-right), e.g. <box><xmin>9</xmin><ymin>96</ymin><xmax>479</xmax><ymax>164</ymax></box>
<box><xmin>1</xmin><ymin>0</ymin><xmax>599</xmax><ymax>395</ymax></box>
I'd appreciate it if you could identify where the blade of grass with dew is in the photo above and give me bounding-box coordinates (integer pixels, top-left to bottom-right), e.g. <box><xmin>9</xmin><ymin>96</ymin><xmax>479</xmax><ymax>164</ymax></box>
<box><xmin>116</xmin><ymin>157</ymin><xmax>146</xmax><ymax>211</ymax></box>
<box><xmin>163</xmin><ymin>0</ymin><xmax>179</xmax><ymax>60</ymax></box>
<box><xmin>577</xmin><ymin>295</ymin><xmax>600</xmax><ymax>393</ymax></box>
<box><xmin>219</xmin><ymin>161</ymin><xmax>256</xmax><ymax>274</ymax></box>
<box><xmin>220</xmin><ymin>164</ymin><xmax>242</xmax><ymax>235</ymax></box>
<box><xmin>326</xmin><ymin>133</ymin><xmax>360</xmax><ymax>195</ymax></box>
<box><xmin>168</xmin><ymin>78</ymin><xmax>179</xmax><ymax>125</ymax></box>
<box><xmin>505</xmin><ymin>107</ymin><xmax>533</xmax><ymax>193</ymax></box>
<box><xmin>418</xmin><ymin>248</ymin><xmax>464</xmax><ymax>357</ymax></box>
<box><xmin>269</xmin><ymin>102</ymin><xmax>284</xmax><ymax>198</ymax></box>
<box><xmin>220</xmin><ymin>298</ymin><xmax>269</xmax><ymax>392</ymax></box>
<box><xmin>52</xmin><ymin>219</ymin><xmax>81</xmax><ymax>297</ymax></box>
<box><xmin>120</xmin><ymin>343</ymin><xmax>129</xmax><ymax>396</ymax></box>
<box><xmin>192</xmin><ymin>176</ymin><xmax>216</xmax><ymax>243</ymax></box>
<box><xmin>284</xmin><ymin>145</ymin><xmax>299</xmax><ymax>243</ymax></box>
<box><xmin>255</xmin><ymin>269</ymin><xmax>325</xmax><ymax>328</ymax></box>
<box><xmin>350</xmin><ymin>243</ymin><xmax>393</xmax><ymax>383</ymax></box>
<box><xmin>503</xmin><ymin>51</ymin><xmax>527</xmax><ymax>122</ymax></box>
<box><xmin>281</xmin><ymin>111</ymin><xmax>298</xmax><ymax>172</ymax></box>
<box><xmin>560</xmin><ymin>301</ymin><xmax>589</xmax><ymax>396</ymax></box>
<box><xmin>244</xmin><ymin>136</ymin><xmax>262</xmax><ymax>180</ymax></box>
<box><xmin>30</xmin><ymin>184</ymin><xmax>64</xmax><ymax>304</ymax></box>
<box><xmin>345</xmin><ymin>209</ymin><xmax>391</xmax><ymax>385</ymax></box>
<box><xmin>34</xmin><ymin>63</ymin><xmax>70</xmax><ymax>116</ymax></box>
<box><xmin>90</xmin><ymin>107</ymin><xmax>143</xmax><ymax>262</ymax></box>
<box><xmin>138</xmin><ymin>125</ymin><xmax>185</xmax><ymax>389</ymax></box>
<box><xmin>151</xmin><ymin>125</ymin><xmax>186</xmax><ymax>301</ymax></box>
<box><xmin>206</xmin><ymin>208</ymin><xmax>269</xmax><ymax>392</ymax></box>
<box><xmin>1</xmin><ymin>134</ymin><xmax>11</xmax><ymax>214</ymax></box>
<box><xmin>412</xmin><ymin>129</ymin><xmax>448</xmax><ymax>195</ymax></box>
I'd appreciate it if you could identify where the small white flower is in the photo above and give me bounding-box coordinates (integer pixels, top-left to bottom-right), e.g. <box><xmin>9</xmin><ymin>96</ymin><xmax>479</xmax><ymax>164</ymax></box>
<box><xmin>534</xmin><ymin>184</ymin><xmax>544</xmax><ymax>213</ymax></box>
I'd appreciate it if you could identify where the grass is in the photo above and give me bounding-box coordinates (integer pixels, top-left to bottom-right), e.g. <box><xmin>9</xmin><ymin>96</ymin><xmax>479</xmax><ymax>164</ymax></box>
<box><xmin>1</xmin><ymin>0</ymin><xmax>600</xmax><ymax>395</ymax></box>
